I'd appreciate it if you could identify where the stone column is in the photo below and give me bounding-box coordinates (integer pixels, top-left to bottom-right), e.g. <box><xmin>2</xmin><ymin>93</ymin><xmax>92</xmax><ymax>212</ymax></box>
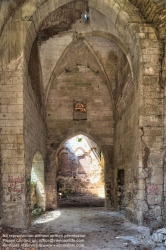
<box><xmin>0</xmin><ymin>59</ymin><xmax>26</xmax><ymax>228</ymax></box>
<box><xmin>103</xmin><ymin>145</ymin><xmax>114</xmax><ymax>209</ymax></box>
<box><xmin>137</xmin><ymin>25</ymin><xmax>164</xmax><ymax>227</ymax></box>
<box><xmin>45</xmin><ymin>148</ymin><xmax>57</xmax><ymax>209</ymax></box>
<box><xmin>0</xmin><ymin>10</ymin><xmax>30</xmax><ymax>228</ymax></box>
<box><xmin>162</xmin><ymin>39</ymin><xmax>166</xmax><ymax>223</ymax></box>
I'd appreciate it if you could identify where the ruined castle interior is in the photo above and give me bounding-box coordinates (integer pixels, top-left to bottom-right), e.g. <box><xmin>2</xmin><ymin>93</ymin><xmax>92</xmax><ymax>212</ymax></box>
<box><xmin>0</xmin><ymin>0</ymin><xmax>166</xmax><ymax>238</ymax></box>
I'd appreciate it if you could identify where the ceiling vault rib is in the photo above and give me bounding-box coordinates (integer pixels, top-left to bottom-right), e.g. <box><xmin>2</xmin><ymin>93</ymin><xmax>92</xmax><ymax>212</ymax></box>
<box><xmin>44</xmin><ymin>37</ymin><xmax>77</xmax><ymax>106</ymax></box>
<box><xmin>45</xmin><ymin>35</ymin><xmax>115</xmax><ymax>114</ymax></box>
<box><xmin>83</xmin><ymin>38</ymin><xmax>115</xmax><ymax>113</ymax></box>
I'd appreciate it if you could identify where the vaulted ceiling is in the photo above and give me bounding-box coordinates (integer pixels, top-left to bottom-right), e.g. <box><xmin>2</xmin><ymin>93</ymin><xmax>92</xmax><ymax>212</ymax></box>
<box><xmin>0</xmin><ymin>0</ymin><xmax>165</xmax><ymax>38</ymax></box>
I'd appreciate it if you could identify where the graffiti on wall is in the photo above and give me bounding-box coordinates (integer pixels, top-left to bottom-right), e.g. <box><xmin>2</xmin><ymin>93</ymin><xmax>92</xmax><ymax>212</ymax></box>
<box><xmin>147</xmin><ymin>184</ymin><xmax>159</xmax><ymax>195</ymax></box>
<box><xmin>7</xmin><ymin>175</ymin><xmax>24</xmax><ymax>202</ymax></box>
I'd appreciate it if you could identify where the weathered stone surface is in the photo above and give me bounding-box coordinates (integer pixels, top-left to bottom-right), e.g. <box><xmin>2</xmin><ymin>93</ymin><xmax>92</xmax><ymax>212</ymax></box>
<box><xmin>157</xmin><ymin>228</ymin><xmax>166</xmax><ymax>234</ymax></box>
<box><xmin>129</xmin><ymin>0</ymin><xmax>166</xmax><ymax>39</ymax></box>
<box><xmin>137</xmin><ymin>226</ymin><xmax>151</xmax><ymax>237</ymax></box>
<box><xmin>152</xmin><ymin>232</ymin><xmax>164</xmax><ymax>243</ymax></box>
<box><xmin>154</xmin><ymin>206</ymin><xmax>162</xmax><ymax>217</ymax></box>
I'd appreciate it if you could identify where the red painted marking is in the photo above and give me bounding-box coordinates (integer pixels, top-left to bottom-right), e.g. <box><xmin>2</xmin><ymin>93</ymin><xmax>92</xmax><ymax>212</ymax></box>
<box><xmin>147</xmin><ymin>184</ymin><xmax>159</xmax><ymax>195</ymax></box>
<box><xmin>8</xmin><ymin>175</ymin><xmax>24</xmax><ymax>184</ymax></box>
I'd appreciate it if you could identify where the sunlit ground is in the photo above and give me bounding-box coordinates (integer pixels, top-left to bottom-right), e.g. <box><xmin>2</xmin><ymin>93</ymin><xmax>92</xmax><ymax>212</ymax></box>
<box><xmin>97</xmin><ymin>187</ymin><xmax>105</xmax><ymax>198</ymax></box>
<box><xmin>33</xmin><ymin>210</ymin><xmax>61</xmax><ymax>224</ymax></box>
<box><xmin>29</xmin><ymin>207</ymin><xmax>153</xmax><ymax>250</ymax></box>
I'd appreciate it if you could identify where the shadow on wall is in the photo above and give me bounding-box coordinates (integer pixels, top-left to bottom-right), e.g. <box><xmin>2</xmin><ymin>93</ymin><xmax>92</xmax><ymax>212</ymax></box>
<box><xmin>56</xmin><ymin>134</ymin><xmax>105</xmax><ymax>207</ymax></box>
<box><xmin>30</xmin><ymin>152</ymin><xmax>46</xmax><ymax>216</ymax></box>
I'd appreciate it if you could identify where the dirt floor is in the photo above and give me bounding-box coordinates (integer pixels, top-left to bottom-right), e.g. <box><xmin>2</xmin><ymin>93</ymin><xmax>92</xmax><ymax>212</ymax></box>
<box><xmin>28</xmin><ymin>207</ymin><xmax>156</xmax><ymax>250</ymax></box>
<box><xmin>57</xmin><ymin>194</ymin><xmax>105</xmax><ymax>207</ymax></box>
<box><xmin>1</xmin><ymin>207</ymin><xmax>165</xmax><ymax>250</ymax></box>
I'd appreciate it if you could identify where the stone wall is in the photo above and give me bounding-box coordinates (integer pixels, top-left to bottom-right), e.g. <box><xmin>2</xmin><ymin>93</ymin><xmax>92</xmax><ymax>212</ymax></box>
<box><xmin>23</xmin><ymin>50</ymin><xmax>47</xmax><ymax>226</ymax></box>
<box><xmin>163</xmin><ymin>43</ymin><xmax>166</xmax><ymax>223</ymax></box>
<box><xmin>0</xmin><ymin>8</ymin><xmax>47</xmax><ymax>228</ymax></box>
<box><xmin>0</xmin><ymin>59</ymin><xmax>25</xmax><ymax>226</ymax></box>
<box><xmin>138</xmin><ymin>25</ymin><xmax>164</xmax><ymax>227</ymax></box>
<box><xmin>113</xmin><ymin>23</ymin><xmax>164</xmax><ymax>228</ymax></box>
<box><xmin>30</xmin><ymin>152</ymin><xmax>45</xmax><ymax>211</ymax></box>
<box><xmin>46</xmin><ymin>64</ymin><xmax>114</xmax><ymax>208</ymax></box>
<box><xmin>163</xmin><ymin>156</ymin><xmax>166</xmax><ymax>222</ymax></box>
<box><xmin>0</xmin><ymin>64</ymin><xmax>26</xmax><ymax>228</ymax></box>
<box><xmin>113</xmin><ymin>51</ymin><xmax>140</xmax><ymax>221</ymax></box>
<box><xmin>129</xmin><ymin>0</ymin><xmax>166</xmax><ymax>39</ymax></box>
<box><xmin>0</xmin><ymin>10</ymin><xmax>27</xmax><ymax>227</ymax></box>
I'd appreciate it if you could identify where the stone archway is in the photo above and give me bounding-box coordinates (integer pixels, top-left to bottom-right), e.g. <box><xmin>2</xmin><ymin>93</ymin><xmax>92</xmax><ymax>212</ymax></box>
<box><xmin>56</xmin><ymin>134</ymin><xmax>105</xmax><ymax>207</ymax></box>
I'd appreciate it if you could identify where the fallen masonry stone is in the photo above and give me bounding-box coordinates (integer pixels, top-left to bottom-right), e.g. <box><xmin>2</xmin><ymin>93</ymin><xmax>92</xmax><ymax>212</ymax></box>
<box><xmin>152</xmin><ymin>221</ymin><xmax>164</xmax><ymax>230</ymax></box>
<box><xmin>156</xmin><ymin>228</ymin><xmax>166</xmax><ymax>234</ymax></box>
<box><xmin>152</xmin><ymin>233</ymin><xmax>164</xmax><ymax>243</ymax></box>
<box><xmin>137</xmin><ymin>226</ymin><xmax>151</xmax><ymax>237</ymax></box>
<box><xmin>154</xmin><ymin>247</ymin><xmax>166</xmax><ymax>250</ymax></box>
